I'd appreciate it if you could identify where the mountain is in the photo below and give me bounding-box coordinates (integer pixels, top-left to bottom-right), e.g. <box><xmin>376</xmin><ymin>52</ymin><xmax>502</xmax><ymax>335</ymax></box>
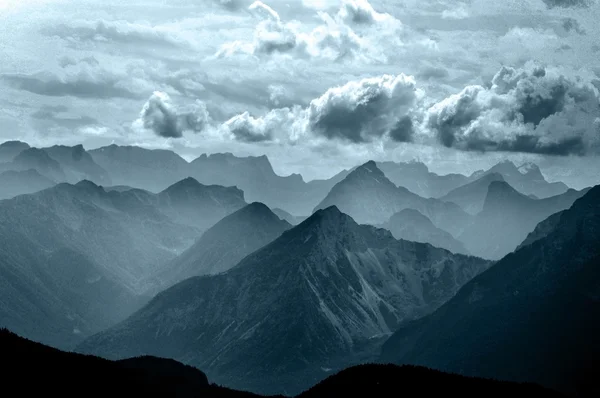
<box><xmin>469</xmin><ymin>160</ymin><xmax>568</xmax><ymax>199</ymax></box>
<box><xmin>459</xmin><ymin>181</ymin><xmax>590</xmax><ymax>259</ymax></box>
<box><xmin>380</xmin><ymin>185</ymin><xmax>600</xmax><ymax>396</ymax></box>
<box><xmin>440</xmin><ymin>173</ymin><xmax>506</xmax><ymax>215</ymax></box>
<box><xmin>77</xmin><ymin>206</ymin><xmax>489</xmax><ymax>395</ymax></box>
<box><xmin>156</xmin><ymin>177</ymin><xmax>247</xmax><ymax>232</ymax></box>
<box><xmin>89</xmin><ymin>145</ymin><xmax>346</xmax><ymax>215</ymax></box>
<box><xmin>89</xmin><ymin>144</ymin><xmax>190</xmax><ymax>192</ymax></box>
<box><xmin>0</xmin><ymin>169</ymin><xmax>55</xmax><ymax>199</ymax></box>
<box><xmin>151</xmin><ymin>202</ymin><xmax>291</xmax><ymax>290</ymax></box>
<box><xmin>381</xmin><ymin>209</ymin><xmax>469</xmax><ymax>255</ymax></box>
<box><xmin>314</xmin><ymin>161</ymin><xmax>472</xmax><ymax>237</ymax></box>
<box><xmin>188</xmin><ymin>152</ymin><xmax>347</xmax><ymax>215</ymax></box>
<box><xmin>42</xmin><ymin>144</ymin><xmax>111</xmax><ymax>185</ymax></box>
<box><xmin>377</xmin><ymin>161</ymin><xmax>469</xmax><ymax>198</ymax></box>
<box><xmin>0</xmin><ymin>178</ymin><xmax>245</xmax><ymax>349</ymax></box>
<box><xmin>0</xmin><ymin>140</ymin><xmax>29</xmax><ymax>162</ymax></box>
<box><xmin>10</xmin><ymin>147</ymin><xmax>67</xmax><ymax>182</ymax></box>
<box><xmin>298</xmin><ymin>364</ymin><xmax>564</xmax><ymax>398</ymax></box>
<box><xmin>2</xmin><ymin>329</ymin><xmax>562</xmax><ymax>398</ymax></box>
<box><xmin>272</xmin><ymin>207</ymin><xmax>307</xmax><ymax>225</ymax></box>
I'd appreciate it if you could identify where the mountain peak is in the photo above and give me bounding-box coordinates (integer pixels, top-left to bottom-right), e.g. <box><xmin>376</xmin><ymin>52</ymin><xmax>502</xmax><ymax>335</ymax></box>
<box><xmin>0</xmin><ymin>140</ymin><xmax>29</xmax><ymax>149</ymax></box>
<box><xmin>517</xmin><ymin>162</ymin><xmax>544</xmax><ymax>181</ymax></box>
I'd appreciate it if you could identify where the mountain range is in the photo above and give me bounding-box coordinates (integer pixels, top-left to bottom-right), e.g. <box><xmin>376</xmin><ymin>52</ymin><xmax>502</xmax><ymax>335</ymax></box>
<box><xmin>3</xmin><ymin>328</ymin><xmax>563</xmax><ymax>398</ymax></box>
<box><xmin>0</xmin><ymin>177</ymin><xmax>246</xmax><ymax>349</ymax></box>
<box><xmin>459</xmin><ymin>181</ymin><xmax>590</xmax><ymax>259</ymax></box>
<box><xmin>77</xmin><ymin>206</ymin><xmax>490</xmax><ymax>395</ymax></box>
<box><xmin>150</xmin><ymin>202</ymin><xmax>292</xmax><ymax>291</ymax></box>
<box><xmin>381</xmin><ymin>185</ymin><xmax>600</xmax><ymax>396</ymax></box>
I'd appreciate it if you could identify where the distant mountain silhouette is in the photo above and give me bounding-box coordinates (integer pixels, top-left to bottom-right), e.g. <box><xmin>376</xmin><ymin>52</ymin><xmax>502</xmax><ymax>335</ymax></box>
<box><xmin>381</xmin><ymin>209</ymin><xmax>469</xmax><ymax>255</ymax></box>
<box><xmin>0</xmin><ymin>140</ymin><xmax>29</xmax><ymax>162</ymax></box>
<box><xmin>89</xmin><ymin>144</ymin><xmax>190</xmax><ymax>192</ymax></box>
<box><xmin>469</xmin><ymin>160</ymin><xmax>568</xmax><ymax>199</ymax></box>
<box><xmin>272</xmin><ymin>207</ymin><xmax>307</xmax><ymax>225</ymax></box>
<box><xmin>42</xmin><ymin>144</ymin><xmax>111</xmax><ymax>185</ymax></box>
<box><xmin>2</xmin><ymin>328</ymin><xmax>562</xmax><ymax>398</ymax></box>
<box><xmin>377</xmin><ymin>161</ymin><xmax>470</xmax><ymax>198</ymax></box>
<box><xmin>157</xmin><ymin>177</ymin><xmax>246</xmax><ymax>231</ymax></box>
<box><xmin>381</xmin><ymin>185</ymin><xmax>600</xmax><ymax>396</ymax></box>
<box><xmin>77</xmin><ymin>206</ymin><xmax>489</xmax><ymax>395</ymax></box>
<box><xmin>459</xmin><ymin>181</ymin><xmax>590</xmax><ymax>259</ymax></box>
<box><xmin>89</xmin><ymin>145</ymin><xmax>347</xmax><ymax>215</ymax></box>
<box><xmin>11</xmin><ymin>147</ymin><xmax>67</xmax><ymax>182</ymax></box>
<box><xmin>314</xmin><ymin>161</ymin><xmax>472</xmax><ymax>237</ymax></box>
<box><xmin>440</xmin><ymin>173</ymin><xmax>506</xmax><ymax>215</ymax></box>
<box><xmin>152</xmin><ymin>202</ymin><xmax>291</xmax><ymax>290</ymax></box>
<box><xmin>0</xmin><ymin>178</ymin><xmax>246</xmax><ymax>349</ymax></box>
<box><xmin>0</xmin><ymin>169</ymin><xmax>55</xmax><ymax>199</ymax></box>
<box><xmin>188</xmin><ymin>152</ymin><xmax>347</xmax><ymax>215</ymax></box>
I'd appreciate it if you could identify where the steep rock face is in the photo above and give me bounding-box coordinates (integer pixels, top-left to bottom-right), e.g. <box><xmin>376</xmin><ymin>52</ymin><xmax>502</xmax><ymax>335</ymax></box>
<box><xmin>459</xmin><ymin>181</ymin><xmax>589</xmax><ymax>259</ymax></box>
<box><xmin>381</xmin><ymin>209</ymin><xmax>469</xmax><ymax>255</ymax></box>
<box><xmin>77</xmin><ymin>207</ymin><xmax>490</xmax><ymax>395</ymax></box>
<box><xmin>314</xmin><ymin>161</ymin><xmax>472</xmax><ymax>236</ymax></box>
<box><xmin>377</xmin><ymin>161</ymin><xmax>469</xmax><ymax>198</ymax></box>
<box><xmin>43</xmin><ymin>145</ymin><xmax>111</xmax><ymax>185</ymax></box>
<box><xmin>469</xmin><ymin>160</ymin><xmax>568</xmax><ymax>199</ymax></box>
<box><xmin>152</xmin><ymin>202</ymin><xmax>291</xmax><ymax>290</ymax></box>
<box><xmin>381</xmin><ymin>185</ymin><xmax>600</xmax><ymax>396</ymax></box>
<box><xmin>440</xmin><ymin>173</ymin><xmax>506</xmax><ymax>215</ymax></box>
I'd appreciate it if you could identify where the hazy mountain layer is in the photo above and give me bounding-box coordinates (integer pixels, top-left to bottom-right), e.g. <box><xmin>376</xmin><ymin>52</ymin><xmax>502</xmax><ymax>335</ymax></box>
<box><xmin>381</xmin><ymin>185</ymin><xmax>600</xmax><ymax>396</ymax></box>
<box><xmin>77</xmin><ymin>206</ymin><xmax>489</xmax><ymax>395</ymax></box>
<box><xmin>381</xmin><ymin>209</ymin><xmax>469</xmax><ymax>255</ymax></box>
<box><xmin>314</xmin><ymin>161</ymin><xmax>472</xmax><ymax>237</ymax></box>
<box><xmin>0</xmin><ymin>178</ymin><xmax>246</xmax><ymax>348</ymax></box>
<box><xmin>440</xmin><ymin>173</ymin><xmax>506</xmax><ymax>215</ymax></box>
<box><xmin>460</xmin><ymin>181</ymin><xmax>590</xmax><ymax>259</ymax></box>
<box><xmin>151</xmin><ymin>202</ymin><xmax>291</xmax><ymax>290</ymax></box>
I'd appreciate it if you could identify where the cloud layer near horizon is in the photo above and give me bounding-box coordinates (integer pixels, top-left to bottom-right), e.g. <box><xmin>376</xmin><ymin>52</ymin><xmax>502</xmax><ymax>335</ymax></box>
<box><xmin>1</xmin><ymin>0</ymin><xmax>600</xmax><ymax>184</ymax></box>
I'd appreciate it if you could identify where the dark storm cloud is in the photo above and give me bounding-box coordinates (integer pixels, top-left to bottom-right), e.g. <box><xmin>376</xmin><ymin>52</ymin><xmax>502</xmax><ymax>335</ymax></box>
<box><xmin>389</xmin><ymin>116</ymin><xmax>415</xmax><ymax>143</ymax></box>
<box><xmin>138</xmin><ymin>91</ymin><xmax>210</xmax><ymax>138</ymax></box>
<box><xmin>542</xmin><ymin>0</ymin><xmax>592</xmax><ymax>8</ymax></box>
<box><xmin>1</xmin><ymin>73</ymin><xmax>139</xmax><ymax>99</ymax></box>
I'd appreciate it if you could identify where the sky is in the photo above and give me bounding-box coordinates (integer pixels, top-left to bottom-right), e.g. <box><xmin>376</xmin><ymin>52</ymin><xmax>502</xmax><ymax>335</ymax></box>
<box><xmin>0</xmin><ymin>0</ymin><xmax>599</xmax><ymax>187</ymax></box>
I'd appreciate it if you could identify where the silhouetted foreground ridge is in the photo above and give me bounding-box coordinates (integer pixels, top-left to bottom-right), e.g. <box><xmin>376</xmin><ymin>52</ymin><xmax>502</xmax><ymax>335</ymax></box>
<box><xmin>2</xmin><ymin>328</ymin><xmax>563</xmax><ymax>397</ymax></box>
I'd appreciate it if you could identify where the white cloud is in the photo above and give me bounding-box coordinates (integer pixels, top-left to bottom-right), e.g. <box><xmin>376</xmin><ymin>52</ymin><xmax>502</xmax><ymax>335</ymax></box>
<box><xmin>133</xmin><ymin>91</ymin><xmax>210</xmax><ymax>138</ymax></box>
<box><xmin>425</xmin><ymin>62</ymin><xmax>600</xmax><ymax>155</ymax></box>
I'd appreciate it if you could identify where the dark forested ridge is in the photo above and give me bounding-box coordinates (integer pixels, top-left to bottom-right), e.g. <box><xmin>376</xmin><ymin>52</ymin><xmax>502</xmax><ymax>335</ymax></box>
<box><xmin>2</xmin><ymin>328</ymin><xmax>564</xmax><ymax>398</ymax></box>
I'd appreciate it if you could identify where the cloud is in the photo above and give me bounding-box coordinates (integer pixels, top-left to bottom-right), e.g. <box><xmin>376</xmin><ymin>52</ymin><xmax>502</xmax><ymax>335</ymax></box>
<box><xmin>307</xmin><ymin>74</ymin><xmax>421</xmax><ymax>143</ymax></box>
<box><xmin>336</xmin><ymin>0</ymin><xmax>396</xmax><ymax>25</ymax></box>
<box><xmin>44</xmin><ymin>19</ymin><xmax>189</xmax><ymax>48</ymax></box>
<box><xmin>135</xmin><ymin>91</ymin><xmax>210</xmax><ymax>138</ymax></box>
<box><xmin>542</xmin><ymin>0</ymin><xmax>592</xmax><ymax>8</ymax></box>
<box><xmin>425</xmin><ymin>63</ymin><xmax>600</xmax><ymax>155</ymax></box>
<box><xmin>561</xmin><ymin>18</ymin><xmax>586</xmax><ymax>35</ymax></box>
<box><xmin>0</xmin><ymin>56</ymin><xmax>143</xmax><ymax>99</ymax></box>
<box><xmin>218</xmin><ymin>73</ymin><xmax>422</xmax><ymax>144</ymax></box>
<box><xmin>215</xmin><ymin>0</ymin><xmax>406</xmax><ymax>63</ymax></box>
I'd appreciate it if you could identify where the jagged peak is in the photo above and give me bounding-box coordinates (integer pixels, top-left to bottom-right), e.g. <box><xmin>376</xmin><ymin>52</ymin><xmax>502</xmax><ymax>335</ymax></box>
<box><xmin>390</xmin><ymin>208</ymin><xmax>430</xmax><ymax>224</ymax></box>
<box><xmin>347</xmin><ymin>160</ymin><xmax>385</xmax><ymax>178</ymax></box>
